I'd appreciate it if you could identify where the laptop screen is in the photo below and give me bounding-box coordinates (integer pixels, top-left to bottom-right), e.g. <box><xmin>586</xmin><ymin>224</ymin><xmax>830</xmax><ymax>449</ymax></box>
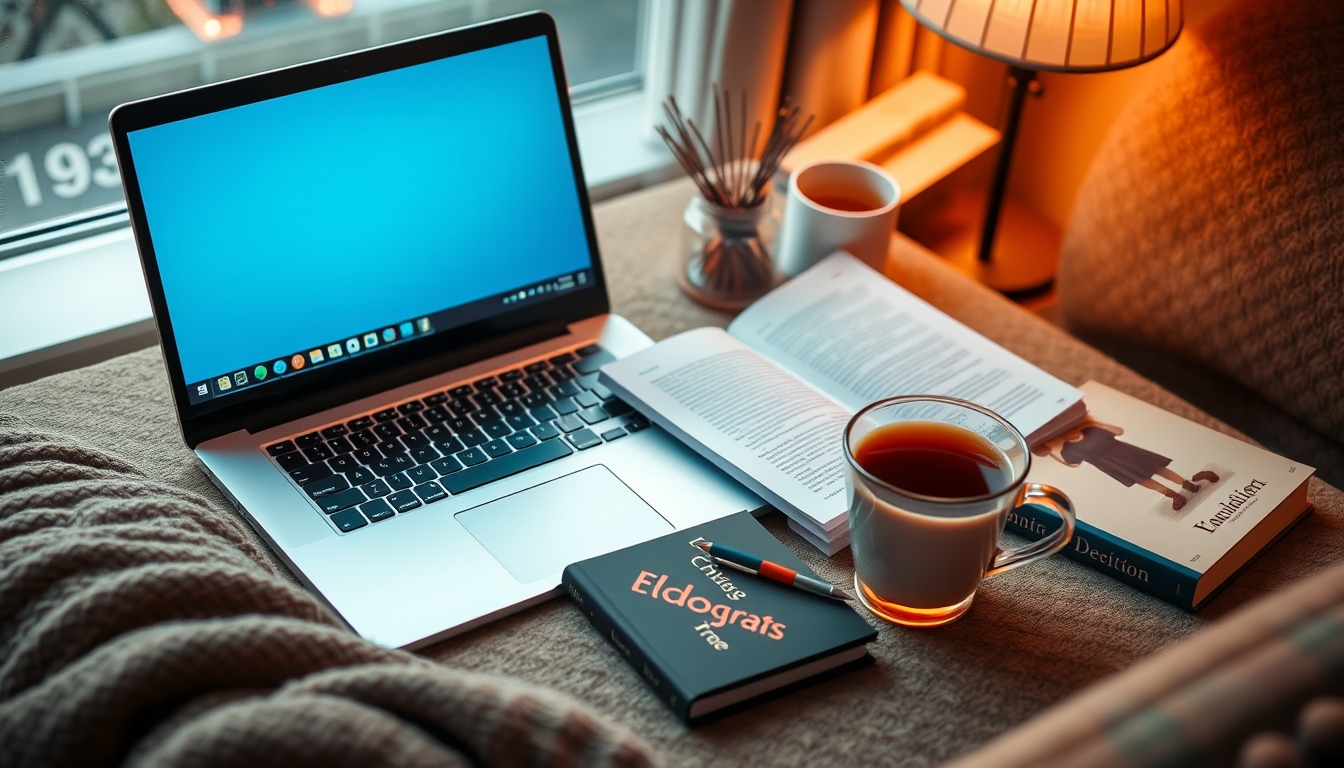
<box><xmin>126</xmin><ymin>34</ymin><xmax>593</xmax><ymax>405</ymax></box>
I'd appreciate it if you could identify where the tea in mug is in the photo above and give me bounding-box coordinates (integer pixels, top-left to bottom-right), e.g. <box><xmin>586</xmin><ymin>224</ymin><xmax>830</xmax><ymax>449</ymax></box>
<box><xmin>853</xmin><ymin>421</ymin><xmax>1012</xmax><ymax>498</ymax></box>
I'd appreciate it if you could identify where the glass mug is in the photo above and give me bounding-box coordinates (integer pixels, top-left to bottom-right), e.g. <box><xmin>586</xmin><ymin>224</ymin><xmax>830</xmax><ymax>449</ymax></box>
<box><xmin>844</xmin><ymin>396</ymin><xmax>1076</xmax><ymax>627</ymax></box>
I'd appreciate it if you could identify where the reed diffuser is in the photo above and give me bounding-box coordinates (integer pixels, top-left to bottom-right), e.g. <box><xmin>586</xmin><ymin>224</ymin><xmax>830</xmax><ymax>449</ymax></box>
<box><xmin>658</xmin><ymin>87</ymin><xmax>813</xmax><ymax>310</ymax></box>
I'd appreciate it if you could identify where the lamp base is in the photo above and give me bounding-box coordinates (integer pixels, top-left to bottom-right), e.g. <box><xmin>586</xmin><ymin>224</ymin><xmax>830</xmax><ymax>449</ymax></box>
<box><xmin>902</xmin><ymin>189</ymin><xmax>1060</xmax><ymax>304</ymax></box>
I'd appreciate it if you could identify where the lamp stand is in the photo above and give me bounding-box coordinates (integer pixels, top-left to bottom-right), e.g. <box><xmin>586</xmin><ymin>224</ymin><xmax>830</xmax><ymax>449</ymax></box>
<box><xmin>964</xmin><ymin>65</ymin><xmax>1057</xmax><ymax>300</ymax></box>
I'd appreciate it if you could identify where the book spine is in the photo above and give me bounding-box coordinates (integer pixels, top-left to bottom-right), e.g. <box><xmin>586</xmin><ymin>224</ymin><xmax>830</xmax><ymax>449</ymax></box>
<box><xmin>561</xmin><ymin>566</ymin><xmax>696</xmax><ymax>721</ymax></box>
<box><xmin>1006</xmin><ymin>504</ymin><xmax>1199</xmax><ymax>610</ymax></box>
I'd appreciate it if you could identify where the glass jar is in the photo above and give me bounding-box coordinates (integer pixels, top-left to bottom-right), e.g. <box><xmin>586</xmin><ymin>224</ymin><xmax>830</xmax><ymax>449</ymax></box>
<box><xmin>679</xmin><ymin>193</ymin><xmax>779</xmax><ymax>311</ymax></box>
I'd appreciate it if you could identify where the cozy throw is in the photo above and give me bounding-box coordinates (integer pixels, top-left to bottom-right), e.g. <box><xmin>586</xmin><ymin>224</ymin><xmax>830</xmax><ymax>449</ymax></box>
<box><xmin>0</xmin><ymin>412</ymin><xmax>658</xmax><ymax>767</ymax></box>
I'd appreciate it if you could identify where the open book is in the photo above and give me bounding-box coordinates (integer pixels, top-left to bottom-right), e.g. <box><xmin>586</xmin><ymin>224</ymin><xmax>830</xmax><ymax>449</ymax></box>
<box><xmin>599</xmin><ymin>252</ymin><xmax>1086</xmax><ymax>554</ymax></box>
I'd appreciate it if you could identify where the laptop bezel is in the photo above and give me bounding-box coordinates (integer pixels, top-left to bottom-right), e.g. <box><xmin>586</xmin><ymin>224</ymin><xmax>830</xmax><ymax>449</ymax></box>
<box><xmin>109</xmin><ymin>12</ymin><xmax>610</xmax><ymax>449</ymax></box>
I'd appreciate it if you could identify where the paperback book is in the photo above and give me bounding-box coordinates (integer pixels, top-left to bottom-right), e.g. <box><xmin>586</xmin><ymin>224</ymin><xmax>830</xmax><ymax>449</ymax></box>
<box><xmin>562</xmin><ymin>511</ymin><xmax>877</xmax><ymax>724</ymax></box>
<box><xmin>1010</xmin><ymin>382</ymin><xmax>1314</xmax><ymax>610</ymax></box>
<box><xmin>598</xmin><ymin>252</ymin><xmax>1086</xmax><ymax>553</ymax></box>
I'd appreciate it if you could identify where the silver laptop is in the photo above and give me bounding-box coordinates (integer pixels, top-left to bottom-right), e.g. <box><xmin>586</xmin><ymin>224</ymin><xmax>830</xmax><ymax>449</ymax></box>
<box><xmin>109</xmin><ymin>12</ymin><xmax>760</xmax><ymax>649</ymax></box>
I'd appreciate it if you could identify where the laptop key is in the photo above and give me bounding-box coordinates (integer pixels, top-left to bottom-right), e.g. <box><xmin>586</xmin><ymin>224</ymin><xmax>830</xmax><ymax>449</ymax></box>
<box><xmin>376</xmin><ymin>440</ymin><xmax>406</xmax><ymax>459</ymax></box>
<box><xmin>591</xmin><ymin>382</ymin><xmax>616</xmax><ymax>401</ymax></box>
<box><xmin>361</xmin><ymin>479</ymin><xmax>393</xmax><ymax>498</ymax></box>
<box><xmin>578</xmin><ymin>406</ymin><xmax>609</xmax><ymax>425</ymax></box>
<box><xmin>470</xmin><ymin>409</ymin><xmax>502</xmax><ymax>428</ymax></box>
<box><xmin>296</xmin><ymin>432</ymin><xmax>323</xmax><ymax>448</ymax></box>
<box><xmin>548</xmin><ymin>352</ymin><xmax>575</xmax><ymax>366</ymax></box>
<box><xmin>474</xmin><ymin>376</ymin><xmax>498</xmax><ymax>390</ymax></box>
<box><xmin>410</xmin><ymin>445</ymin><xmax>439</xmax><ymax>464</ymax></box>
<box><xmin>387</xmin><ymin>472</ymin><xmax>413</xmax><ymax>491</ymax></box>
<box><xmin>351</xmin><ymin>447</ymin><xmax>380</xmax><ymax>465</ymax></box>
<box><xmin>320</xmin><ymin>424</ymin><xmax>348</xmax><ymax>439</ymax></box>
<box><xmin>414</xmin><ymin>481</ymin><xmax>448</xmax><ymax>503</ymax></box>
<box><xmin>497</xmin><ymin>401</ymin><xmax>525</xmax><ymax>418</ymax></box>
<box><xmin>302</xmin><ymin>443</ymin><xmax>333</xmax><ymax>462</ymax></box>
<box><xmin>373</xmin><ymin>423</ymin><xmax>402</xmax><ymax>440</ymax></box>
<box><xmin>449</xmin><ymin>399</ymin><xmax>476</xmax><ymax>416</ymax></box>
<box><xmin>276</xmin><ymin>452</ymin><xmax>309</xmax><ymax>472</ymax></box>
<box><xmin>441</xmin><ymin>439</ymin><xmax>573</xmax><ymax>495</ymax></box>
<box><xmin>423</xmin><ymin>423</ymin><xmax>452</xmax><ymax>442</ymax></box>
<box><xmin>525</xmin><ymin>361</ymin><xmax>549</xmax><ymax>374</ymax></box>
<box><xmin>524</xmin><ymin>374</ymin><xmax>551</xmax><ymax>393</ymax></box>
<box><xmin>507</xmin><ymin>413</ymin><xmax>535</xmax><ymax>431</ymax></box>
<box><xmin>457</xmin><ymin>447</ymin><xmax>489</xmax><ymax>467</ymax></box>
<box><xmin>500</xmin><ymin>382</ymin><xmax>526</xmax><ymax>399</ymax></box>
<box><xmin>423</xmin><ymin>405</ymin><xmax>450</xmax><ymax>424</ymax></box>
<box><xmin>566</xmin><ymin>428</ymin><xmax>603</xmax><ymax>451</ymax></box>
<box><xmin>460</xmin><ymin>429</ymin><xmax>489</xmax><ymax>447</ymax></box>
<box><xmin>328</xmin><ymin>455</ymin><xmax>360</xmax><ymax>474</ymax></box>
<box><xmin>447</xmin><ymin>416</ymin><xmax>475</xmax><ymax>434</ymax></box>
<box><xmin>331</xmin><ymin>508</ymin><xmax>368</xmax><ymax>532</ymax></box>
<box><xmin>575</xmin><ymin>372</ymin><xmax>600</xmax><ymax>390</ymax></box>
<box><xmin>605</xmin><ymin>399</ymin><xmax>633</xmax><ymax>417</ymax></box>
<box><xmin>266</xmin><ymin>441</ymin><xmax>297</xmax><ymax>456</ymax></box>
<box><xmin>483</xmin><ymin>421</ymin><xmax>512</xmax><ymax>440</ymax></box>
<box><xmin>319</xmin><ymin>487</ymin><xmax>366</xmax><ymax>514</ymax></box>
<box><xmin>522</xmin><ymin>391</ymin><xmax>551</xmax><ymax>409</ymax></box>
<box><xmin>304</xmin><ymin>474</ymin><xmax>350</xmax><ymax>498</ymax></box>
<box><xmin>500</xmin><ymin>368</ymin><xmax>525</xmax><ymax>382</ymax></box>
<box><xmin>401</xmin><ymin>432</ymin><xmax>430</xmax><ymax>450</ymax></box>
<box><xmin>530</xmin><ymin>422</ymin><xmax>560</xmax><ymax>441</ymax></box>
<box><xmin>349</xmin><ymin>430</ymin><xmax>378</xmax><ymax>448</ymax></box>
<box><xmin>388</xmin><ymin>491</ymin><xmax>421</xmax><ymax>514</ymax></box>
<box><xmin>397</xmin><ymin>401</ymin><xmax>424</xmax><ymax>414</ymax></box>
<box><xmin>600</xmin><ymin>427</ymin><xmax>628</xmax><ymax>442</ymax></box>
<box><xmin>430</xmin><ymin>455</ymin><xmax>463</xmax><ymax>476</ymax></box>
<box><xmin>552</xmin><ymin>398</ymin><xmax>579</xmax><ymax>416</ymax></box>
<box><xmin>289</xmin><ymin>462</ymin><xmax>331</xmax><ymax>485</ymax></box>
<box><xmin>347</xmin><ymin>467</ymin><xmax>376</xmax><ymax>485</ymax></box>
<box><xmin>369</xmin><ymin>454</ymin><xmax>414</xmax><ymax>476</ymax></box>
<box><xmin>573</xmin><ymin>350</ymin><xmax>615</xmax><ymax>375</ymax></box>
<box><xmin>556</xmin><ymin>414</ymin><xmax>584</xmax><ymax>433</ymax></box>
<box><xmin>528</xmin><ymin>404</ymin><xmax>558</xmax><ymax>422</ymax></box>
<box><xmin>552</xmin><ymin>381</ymin><xmax>581</xmax><ymax>398</ymax></box>
<box><xmin>624</xmin><ymin>415</ymin><xmax>651</xmax><ymax>433</ymax></box>
<box><xmin>361</xmin><ymin>498</ymin><xmax>395</xmax><ymax>523</ymax></box>
<box><xmin>482</xmin><ymin>439</ymin><xmax>512</xmax><ymax>459</ymax></box>
<box><xmin>346</xmin><ymin>416</ymin><xmax>375</xmax><ymax>431</ymax></box>
<box><xmin>550</xmin><ymin>366</ymin><xmax>575</xmax><ymax>382</ymax></box>
<box><xmin>327</xmin><ymin>436</ymin><xmax>354</xmax><ymax>455</ymax></box>
<box><xmin>574</xmin><ymin>391</ymin><xmax>601</xmax><ymax>409</ymax></box>
<box><xmin>449</xmin><ymin>385</ymin><xmax>473</xmax><ymax>398</ymax></box>
<box><xmin>506</xmin><ymin>431</ymin><xmax>538</xmax><ymax>450</ymax></box>
<box><xmin>423</xmin><ymin>392</ymin><xmax>448</xmax><ymax>406</ymax></box>
<box><xmin>373</xmin><ymin>408</ymin><xmax>399</xmax><ymax>423</ymax></box>
<box><xmin>473</xmin><ymin>390</ymin><xmax>501</xmax><ymax>408</ymax></box>
<box><xmin>397</xmin><ymin>414</ymin><xmax>427</xmax><ymax>432</ymax></box>
<box><xmin>576</xmin><ymin>344</ymin><xmax>602</xmax><ymax>357</ymax></box>
<box><xmin>408</xmin><ymin>464</ymin><xmax>437</xmax><ymax>484</ymax></box>
<box><xmin>434</xmin><ymin>437</ymin><xmax>465</xmax><ymax>455</ymax></box>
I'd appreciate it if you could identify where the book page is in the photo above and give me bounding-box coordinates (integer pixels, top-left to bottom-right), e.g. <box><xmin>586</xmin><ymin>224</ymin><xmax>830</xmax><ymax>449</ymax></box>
<box><xmin>599</xmin><ymin>327</ymin><xmax>849</xmax><ymax>534</ymax></box>
<box><xmin>728</xmin><ymin>252</ymin><xmax>1082</xmax><ymax>442</ymax></box>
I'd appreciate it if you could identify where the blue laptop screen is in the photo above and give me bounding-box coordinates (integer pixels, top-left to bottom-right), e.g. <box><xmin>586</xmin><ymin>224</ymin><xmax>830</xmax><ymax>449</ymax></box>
<box><xmin>127</xmin><ymin>35</ymin><xmax>593</xmax><ymax>403</ymax></box>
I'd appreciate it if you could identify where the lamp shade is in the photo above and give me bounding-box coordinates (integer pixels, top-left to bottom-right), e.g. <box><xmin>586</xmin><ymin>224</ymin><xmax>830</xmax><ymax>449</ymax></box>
<box><xmin>899</xmin><ymin>0</ymin><xmax>1182</xmax><ymax>72</ymax></box>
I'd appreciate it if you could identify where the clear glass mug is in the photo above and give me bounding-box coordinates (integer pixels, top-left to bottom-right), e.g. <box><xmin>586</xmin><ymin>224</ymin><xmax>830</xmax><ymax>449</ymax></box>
<box><xmin>844</xmin><ymin>396</ymin><xmax>1076</xmax><ymax>627</ymax></box>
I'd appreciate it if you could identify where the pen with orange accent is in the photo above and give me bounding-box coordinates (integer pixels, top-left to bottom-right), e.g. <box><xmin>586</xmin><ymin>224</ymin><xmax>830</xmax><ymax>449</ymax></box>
<box><xmin>695</xmin><ymin>541</ymin><xmax>854</xmax><ymax>601</ymax></box>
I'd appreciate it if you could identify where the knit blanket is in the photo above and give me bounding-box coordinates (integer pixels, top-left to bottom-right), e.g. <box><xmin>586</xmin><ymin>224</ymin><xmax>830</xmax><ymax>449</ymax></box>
<box><xmin>0</xmin><ymin>412</ymin><xmax>658</xmax><ymax>768</ymax></box>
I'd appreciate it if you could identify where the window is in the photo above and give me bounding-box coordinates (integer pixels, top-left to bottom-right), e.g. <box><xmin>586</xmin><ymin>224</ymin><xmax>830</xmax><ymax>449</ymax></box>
<box><xmin>0</xmin><ymin>0</ymin><xmax>643</xmax><ymax>235</ymax></box>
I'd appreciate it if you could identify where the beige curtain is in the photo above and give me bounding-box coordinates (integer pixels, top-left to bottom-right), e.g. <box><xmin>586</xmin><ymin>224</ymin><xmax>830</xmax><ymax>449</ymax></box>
<box><xmin>781</xmin><ymin>0</ymin><xmax>949</xmax><ymax>136</ymax></box>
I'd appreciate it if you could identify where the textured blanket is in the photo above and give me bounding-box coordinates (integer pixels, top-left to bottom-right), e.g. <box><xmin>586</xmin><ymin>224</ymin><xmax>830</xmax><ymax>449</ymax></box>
<box><xmin>0</xmin><ymin>412</ymin><xmax>658</xmax><ymax>768</ymax></box>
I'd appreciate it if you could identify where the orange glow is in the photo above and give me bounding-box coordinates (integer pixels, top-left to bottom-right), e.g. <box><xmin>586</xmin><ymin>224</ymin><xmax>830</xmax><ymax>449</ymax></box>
<box><xmin>166</xmin><ymin>0</ymin><xmax>242</xmax><ymax>41</ymax></box>
<box><xmin>304</xmin><ymin>0</ymin><xmax>354</xmax><ymax>18</ymax></box>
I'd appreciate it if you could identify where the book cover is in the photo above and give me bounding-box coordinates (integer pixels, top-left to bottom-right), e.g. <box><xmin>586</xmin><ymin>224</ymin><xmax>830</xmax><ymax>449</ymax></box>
<box><xmin>562</xmin><ymin>511</ymin><xmax>877</xmax><ymax>724</ymax></box>
<box><xmin>1007</xmin><ymin>382</ymin><xmax>1314</xmax><ymax>610</ymax></box>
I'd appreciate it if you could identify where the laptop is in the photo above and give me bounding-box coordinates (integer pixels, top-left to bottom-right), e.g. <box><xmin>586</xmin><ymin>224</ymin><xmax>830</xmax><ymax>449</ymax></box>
<box><xmin>109</xmin><ymin>12</ymin><xmax>762</xmax><ymax>650</ymax></box>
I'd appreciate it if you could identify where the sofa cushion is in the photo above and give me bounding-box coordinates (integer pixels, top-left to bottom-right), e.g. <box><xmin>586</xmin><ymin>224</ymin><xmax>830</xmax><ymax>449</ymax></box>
<box><xmin>1058</xmin><ymin>0</ymin><xmax>1344</xmax><ymax>446</ymax></box>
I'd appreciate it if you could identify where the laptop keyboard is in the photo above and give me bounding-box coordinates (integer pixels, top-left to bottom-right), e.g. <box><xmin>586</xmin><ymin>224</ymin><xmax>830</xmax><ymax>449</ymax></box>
<box><xmin>263</xmin><ymin>344</ymin><xmax>651</xmax><ymax>533</ymax></box>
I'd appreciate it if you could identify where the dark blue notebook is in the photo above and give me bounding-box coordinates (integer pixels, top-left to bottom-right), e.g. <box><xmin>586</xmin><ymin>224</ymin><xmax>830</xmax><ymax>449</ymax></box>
<box><xmin>562</xmin><ymin>512</ymin><xmax>877</xmax><ymax>724</ymax></box>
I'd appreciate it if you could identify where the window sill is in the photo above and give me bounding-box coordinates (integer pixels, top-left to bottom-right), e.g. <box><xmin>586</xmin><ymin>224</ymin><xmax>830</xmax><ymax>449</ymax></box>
<box><xmin>0</xmin><ymin>91</ymin><xmax>674</xmax><ymax>389</ymax></box>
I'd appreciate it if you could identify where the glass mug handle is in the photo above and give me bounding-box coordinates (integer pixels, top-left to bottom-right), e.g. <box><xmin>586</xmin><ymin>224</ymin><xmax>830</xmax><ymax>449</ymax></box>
<box><xmin>984</xmin><ymin>483</ymin><xmax>1076</xmax><ymax>578</ymax></box>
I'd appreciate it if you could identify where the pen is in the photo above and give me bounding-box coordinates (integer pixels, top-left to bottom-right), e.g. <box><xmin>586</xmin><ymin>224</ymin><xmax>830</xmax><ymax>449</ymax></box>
<box><xmin>695</xmin><ymin>541</ymin><xmax>854</xmax><ymax>601</ymax></box>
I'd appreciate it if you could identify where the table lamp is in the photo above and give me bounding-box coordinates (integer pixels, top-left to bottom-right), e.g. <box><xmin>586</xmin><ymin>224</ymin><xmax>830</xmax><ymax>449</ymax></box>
<box><xmin>899</xmin><ymin>0</ymin><xmax>1183</xmax><ymax>296</ymax></box>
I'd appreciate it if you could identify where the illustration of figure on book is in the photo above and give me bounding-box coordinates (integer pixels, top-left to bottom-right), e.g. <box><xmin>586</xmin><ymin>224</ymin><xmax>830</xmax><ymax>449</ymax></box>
<box><xmin>1032</xmin><ymin>420</ymin><xmax>1219</xmax><ymax>511</ymax></box>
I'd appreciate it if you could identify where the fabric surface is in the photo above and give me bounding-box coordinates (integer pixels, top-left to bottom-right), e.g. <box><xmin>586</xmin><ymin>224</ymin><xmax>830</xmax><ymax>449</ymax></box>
<box><xmin>948</xmin><ymin>559</ymin><xmax>1344</xmax><ymax>768</ymax></box>
<box><xmin>0</xmin><ymin>413</ymin><xmax>657</xmax><ymax>767</ymax></box>
<box><xmin>1058</xmin><ymin>0</ymin><xmax>1344</xmax><ymax>446</ymax></box>
<box><xmin>2</xmin><ymin>178</ymin><xmax>1344</xmax><ymax>766</ymax></box>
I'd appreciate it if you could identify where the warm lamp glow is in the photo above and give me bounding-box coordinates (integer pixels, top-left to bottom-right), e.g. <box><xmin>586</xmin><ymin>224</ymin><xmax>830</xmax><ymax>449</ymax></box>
<box><xmin>899</xmin><ymin>0</ymin><xmax>1182</xmax><ymax>72</ymax></box>
<box><xmin>303</xmin><ymin>0</ymin><xmax>354</xmax><ymax>18</ymax></box>
<box><xmin>166</xmin><ymin>0</ymin><xmax>242</xmax><ymax>41</ymax></box>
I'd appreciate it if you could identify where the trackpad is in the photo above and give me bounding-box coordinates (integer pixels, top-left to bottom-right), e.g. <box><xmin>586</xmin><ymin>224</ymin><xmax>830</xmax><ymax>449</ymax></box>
<box><xmin>455</xmin><ymin>466</ymin><xmax>674</xmax><ymax>584</ymax></box>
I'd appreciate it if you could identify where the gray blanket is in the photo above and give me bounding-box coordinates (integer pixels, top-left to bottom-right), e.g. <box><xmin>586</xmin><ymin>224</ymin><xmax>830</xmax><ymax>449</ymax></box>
<box><xmin>0</xmin><ymin>412</ymin><xmax>657</xmax><ymax>767</ymax></box>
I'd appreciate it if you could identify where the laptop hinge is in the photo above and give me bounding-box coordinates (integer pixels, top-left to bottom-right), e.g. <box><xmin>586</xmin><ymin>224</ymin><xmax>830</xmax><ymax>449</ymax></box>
<box><xmin>185</xmin><ymin>321</ymin><xmax>569</xmax><ymax>447</ymax></box>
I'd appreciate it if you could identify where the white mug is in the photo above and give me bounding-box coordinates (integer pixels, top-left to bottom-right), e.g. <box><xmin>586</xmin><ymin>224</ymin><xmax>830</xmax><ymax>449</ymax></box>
<box><xmin>775</xmin><ymin>159</ymin><xmax>901</xmax><ymax>276</ymax></box>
